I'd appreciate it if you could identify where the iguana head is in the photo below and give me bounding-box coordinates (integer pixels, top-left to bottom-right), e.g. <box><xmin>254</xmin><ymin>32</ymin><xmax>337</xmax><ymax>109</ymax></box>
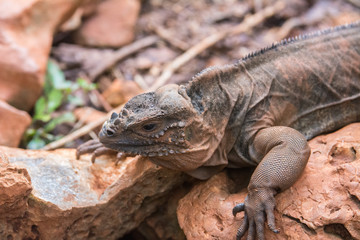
<box><xmin>99</xmin><ymin>84</ymin><xmax>215</xmax><ymax>171</ymax></box>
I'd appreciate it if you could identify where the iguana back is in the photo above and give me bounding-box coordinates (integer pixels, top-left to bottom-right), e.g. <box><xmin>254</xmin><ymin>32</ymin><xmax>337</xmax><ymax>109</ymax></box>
<box><xmin>185</xmin><ymin>23</ymin><xmax>360</xmax><ymax>168</ymax></box>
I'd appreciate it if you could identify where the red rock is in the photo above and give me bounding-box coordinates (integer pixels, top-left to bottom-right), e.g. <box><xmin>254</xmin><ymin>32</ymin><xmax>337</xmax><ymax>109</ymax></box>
<box><xmin>0</xmin><ymin>151</ymin><xmax>9</xmax><ymax>166</ymax></box>
<box><xmin>102</xmin><ymin>78</ymin><xmax>143</xmax><ymax>107</ymax></box>
<box><xmin>75</xmin><ymin>0</ymin><xmax>141</xmax><ymax>47</ymax></box>
<box><xmin>74</xmin><ymin>106</ymin><xmax>106</xmax><ymax>124</ymax></box>
<box><xmin>0</xmin><ymin>150</ymin><xmax>32</xmax><ymax>219</ymax></box>
<box><xmin>0</xmin><ymin>0</ymin><xmax>82</xmax><ymax>111</ymax></box>
<box><xmin>60</xmin><ymin>0</ymin><xmax>100</xmax><ymax>31</ymax></box>
<box><xmin>0</xmin><ymin>146</ymin><xmax>186</xmax><ymax>239</ymax></box>
<box><xmin>177</xmin><ymin>123</ymin><xmax>360</xmax><ymax>240</ymax></box>
<box><xmin>177</xmin><ymin>172</ymin><xmax>253</xmax><ymax>240</ymax></box>
<box><xmin>0</xmin><ymin>100</ymin><xmax>31</xmax><ymax>147</ymax></box>
<box><xmin>278</xmin><ymin>123</ymin><xmax>360</xmax><ymax>240</ymax></box>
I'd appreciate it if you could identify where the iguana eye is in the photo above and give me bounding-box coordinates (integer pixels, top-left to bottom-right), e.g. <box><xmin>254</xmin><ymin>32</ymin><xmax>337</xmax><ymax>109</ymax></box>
<box><xmin>142</xmin><ymin>123</ymin><xmax>157</xmax><ymax>131</ymax></box>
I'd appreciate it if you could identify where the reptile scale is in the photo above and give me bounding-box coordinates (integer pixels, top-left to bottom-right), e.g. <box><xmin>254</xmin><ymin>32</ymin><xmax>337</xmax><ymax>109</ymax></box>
<box><xmin>77</xmin><ymin>22</ymin><xmax>360</xmax><ymax>240</ymax></box>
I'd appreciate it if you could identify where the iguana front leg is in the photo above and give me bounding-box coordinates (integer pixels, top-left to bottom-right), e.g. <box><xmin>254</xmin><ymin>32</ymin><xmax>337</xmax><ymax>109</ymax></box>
<box><xmin>233</xmin><ymin>126</ymin><xmax>311</xmax><ymax>240</ymax></box>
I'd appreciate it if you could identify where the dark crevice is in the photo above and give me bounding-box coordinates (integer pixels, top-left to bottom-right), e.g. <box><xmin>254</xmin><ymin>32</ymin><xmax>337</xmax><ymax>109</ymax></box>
<box><xmin>283</xmin><ymin>214</ymin><xmax>317</xmax><ymax>235</ymax></box>
<box><xmin>31</xmin><ymin>225</ymin><xmax>39</xmax><ymax>235</ymax></box>
<box><xmin>349</xmin><ymin>193</ymin><xmax>360</xmax><ymax>209</ymax></box>
<box><xmin>324</xmin><ymin>223</ymin><xmax>354</xmax><ymax>240</ymax></box>
<box><xmin>350</xmin><ymin>146</ymin><xmax>356</xmax><ymax>155</ymax></box>
<box><xmin>226</xmin><ymin>167</ymin><xmax>253</xmax><ymax>193</ymax></box>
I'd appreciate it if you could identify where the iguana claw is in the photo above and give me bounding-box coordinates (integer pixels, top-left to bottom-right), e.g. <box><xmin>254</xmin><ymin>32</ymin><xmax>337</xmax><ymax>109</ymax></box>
<box><xmin>76</xmin><ymin>139</ymin><xmax>118</xmax><ymax>163</ymax></box>
<box><xmin>233</xmin><ymin>188</ymin><xmax>279</xmax><ymax>240</ymax></box>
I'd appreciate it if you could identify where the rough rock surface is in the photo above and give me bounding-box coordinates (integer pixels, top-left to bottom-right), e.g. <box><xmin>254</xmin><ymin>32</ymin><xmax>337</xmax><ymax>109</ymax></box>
<box><xmin>75</xmin><ymin>0</ymin><xmax>141</xmax><ymax>47</ymax></box>
<box><xmin>0</xmin><ymin>151</ymin><xmax>32</xmax><ymax>220</ymax></box>
<box><xmin>0</xmin><ymin>146</ymin><xmax>187</xmax><ymax>239</ymax></box>
<box><xmin>0</xmin><ymin>100</ymin><xmax>31</xmax><ymax>147</ymax></box>
<box><xmin>0</xmin><ymin>0</ymin><xmax>82</xmax><ymax>111</ymax></box>
<box><xmin>177</xmin><ymin>123</ymin><xmax>360</xmax><ymax>240</ymax></box>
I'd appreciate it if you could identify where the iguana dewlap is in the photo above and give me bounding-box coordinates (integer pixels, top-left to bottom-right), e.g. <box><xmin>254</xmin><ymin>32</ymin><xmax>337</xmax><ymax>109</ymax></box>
<box><xmin>77</xmin><ymin>22</ymin><xmax>360</xmax><ymax>240</ymax></box>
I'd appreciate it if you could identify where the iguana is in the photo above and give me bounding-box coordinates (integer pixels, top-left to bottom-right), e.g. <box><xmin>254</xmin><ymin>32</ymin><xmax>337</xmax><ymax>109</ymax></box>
<box><xmin>77</xmin><ymin>22</ymin><xmax>360</xmax><ymax>240</ymax></box>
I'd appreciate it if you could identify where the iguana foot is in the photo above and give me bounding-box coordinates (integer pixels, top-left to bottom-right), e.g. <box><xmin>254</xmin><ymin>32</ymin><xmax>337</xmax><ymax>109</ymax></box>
<box><xmin>233</xmin><ymin>188</ymin><xmax>279</xmax><ymax>240</ymax></box>
<box><xmin>76</xmin><ymin>139</ymin><xmax>117</xmax><ymax>163</ymax></box>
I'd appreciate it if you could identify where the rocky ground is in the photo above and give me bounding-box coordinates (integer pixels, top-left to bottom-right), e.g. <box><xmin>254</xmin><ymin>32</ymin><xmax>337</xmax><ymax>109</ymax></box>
<box><xmin>0</xmin><ymin>0</ymin><xmax>359</xmax><ymax>239</ymax></box>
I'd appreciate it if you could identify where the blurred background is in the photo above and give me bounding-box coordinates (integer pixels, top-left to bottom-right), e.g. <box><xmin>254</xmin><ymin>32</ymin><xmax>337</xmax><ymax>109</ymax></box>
<box><xmin>0</xmin><ymin>0</ymin><xmax>359</xmax><ymax>150</ymax></box>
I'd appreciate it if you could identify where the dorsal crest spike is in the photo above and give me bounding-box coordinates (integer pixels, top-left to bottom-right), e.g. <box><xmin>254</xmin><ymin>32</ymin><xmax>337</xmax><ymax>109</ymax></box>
<box><xmin>235</xmin><ymin>21</ymin><xmax>360</xmax><ymax>65</ymax></box>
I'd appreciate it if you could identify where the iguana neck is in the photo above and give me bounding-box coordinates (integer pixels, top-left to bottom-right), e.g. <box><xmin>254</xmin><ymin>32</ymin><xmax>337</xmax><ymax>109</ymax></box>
<box><xmin>184</xmin><ymin>64</ymin><xmax>252</xmax><ymax>159</ymax></box>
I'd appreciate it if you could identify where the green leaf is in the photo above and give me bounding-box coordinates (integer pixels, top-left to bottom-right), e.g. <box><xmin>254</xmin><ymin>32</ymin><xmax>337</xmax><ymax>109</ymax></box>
<box><xmin>22</xmin><ymin>128</ymin><xmax>36</xmax><ymax>144</ymax></box>
<box><xmin>46</xmin><ymin>61</ymin><xmax>71</xmax><ymax>90</ymax></box>
<box><xmin>27</xmin><ymin>136</ymin><xmax>46</xmax><ymax>149</ymax></box>
<box><xmin>76</xmin><ymin>78</ymin><xmax>97</xmax><ymax>91</ymax></box>
<box><xmin>24</xmin><ymin>60</ymin><xmax>89</xmax><ymax>149</ymax></box>
<box><xmin>67</xmin><ymin>95</ymin><xmax>84</xmax><ymax>106</ymax></box>
<box><xmin>47</xmin><ymin>89</ymin><xmax>63</xmax><ymax>113</ymax></box>
<box><xmin>33</xmin><ymin>96</ymin><xmax>46</xmax><ymax>117</ymax></box>
<box><xmin>33</xmin><ymin>97</ymin><xmax>51</xmax><ymax>121</ymax></box>
<box><xmin>43</xmin><ymin>112</ymin><xmax>76</xmax><ymax>132</ymax></box>
<box><xmin>24</xmin><ymin>128</ymin><xmax>36</xmax><ymax>138</ymax></box>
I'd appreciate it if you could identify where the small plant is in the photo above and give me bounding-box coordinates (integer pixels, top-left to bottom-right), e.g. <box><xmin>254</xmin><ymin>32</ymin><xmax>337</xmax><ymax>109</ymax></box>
<box><xmin>23</xmin><ymin>60</ymin><xmax>96</xmax><ymax>149</ymax></box>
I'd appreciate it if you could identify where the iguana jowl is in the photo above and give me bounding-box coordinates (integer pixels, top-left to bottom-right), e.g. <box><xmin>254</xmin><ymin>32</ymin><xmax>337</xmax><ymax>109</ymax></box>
<box><xmin>77</xmin><ymin>22</ymin><xmax>360</xmax><ymax>240</ymax></box>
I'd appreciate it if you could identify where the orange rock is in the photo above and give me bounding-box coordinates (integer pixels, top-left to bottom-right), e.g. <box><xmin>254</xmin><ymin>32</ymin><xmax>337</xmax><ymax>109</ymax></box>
<box><xmin>278</xmin><ymin>123</ymin><xmax>360</xmax><ymax>240</ymax></box>
<box><xmin>177</xmin><ymin>123</ymin><xmax>360</xmax><ymax>240</ymax></box>
<box><xmin>102</xmin><ymin>78</ymin><xmax>143</xmax><ymax>107</ymax></box>
<box><xmin>74</xmin><ymin>106</ymin><xmax>106</xmax><ymax>124</ymax></box>
<box><xmin>0</xmin><ymin>146</ymin><xmax>186</xmax><ymax>239</ymax></box>
<box><xmin>75</xmin><ymin>0</ymin><xmax>141</xmax><ymax>47</ymax></box>
<box><xmin>177</xmin><ymin>172</ymin><xmax>249</xmax><ymax>240</ymax></box>
<box><xmin>0</xmin><ymin>150</ymin><xmax>32</xmax><ymax>219</ymax></box>
<box><xmin>0</xmin><ymin>150</ymin><xmax>9</xmax><ymax>166</ymax></box>
<box><xmin>0</xmin><ymin>100</ymin><xmax>31</xmax><ymax>147</ymax></box>
<box><xmin>0</xmin><ymin>0</ymin><xmax>82</xmax><ymax>111</ymax></box>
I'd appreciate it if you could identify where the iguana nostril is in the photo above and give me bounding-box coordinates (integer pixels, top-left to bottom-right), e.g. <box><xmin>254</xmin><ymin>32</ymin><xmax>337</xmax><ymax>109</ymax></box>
<box><xmin>106</xmin><ymin>129</ymin><xmax>115</xmax><ymax>136</ymax></box>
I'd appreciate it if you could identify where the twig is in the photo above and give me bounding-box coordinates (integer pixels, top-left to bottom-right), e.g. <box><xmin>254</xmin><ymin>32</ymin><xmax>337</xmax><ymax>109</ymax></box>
<box><xmin>134</xmin><ymin>74</ymin><xmax>149</xmax><ymax>90</ymax></box>
<box><xmin>150</xmin><ymin>24</ymin><xmax>190</xmax><ymax>51</ymax></box>
<box><xmin>79</xmin><ymin>74</ymin><xmax>113</xmax><ymax>112</ymax></box>
<box><xmin>88</xmin><ymin>35</ymin><xmax>159</xmax><ymax>80</ymax></box>
<box><xmin>149</xmin><ymin>1</ymin><xmax>286</xmax><ymax>91</ymax></box>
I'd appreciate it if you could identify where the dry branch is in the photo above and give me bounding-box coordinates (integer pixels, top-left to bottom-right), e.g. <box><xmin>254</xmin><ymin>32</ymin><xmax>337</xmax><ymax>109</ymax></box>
<box><xmin>150</xmin><ymin>24</ymin><xmax>190</xmax><ymax>51</ymax></box>
<box><xmin>88</xmin><ymin>35</ymin><xmax>159</xmax><ymax>80</ymax></box>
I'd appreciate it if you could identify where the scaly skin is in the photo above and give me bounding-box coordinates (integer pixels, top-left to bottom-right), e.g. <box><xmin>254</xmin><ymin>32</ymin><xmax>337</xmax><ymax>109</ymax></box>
<box><xmin>77</xmin><ymin>22</ymin><xmax>360</xmax><ymax>240</ymax></box>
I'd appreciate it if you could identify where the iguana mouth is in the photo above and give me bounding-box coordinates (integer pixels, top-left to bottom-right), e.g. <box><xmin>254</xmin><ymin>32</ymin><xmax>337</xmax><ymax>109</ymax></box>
<box><xmin>105</xmin><ymin>142</ymin><xmax>188</xmax><ymax>157</ymax></box>
<box><xmin>99</xmin><ymin>130</ymin><xmax>188</xmax><ymax>157</ymax></box>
